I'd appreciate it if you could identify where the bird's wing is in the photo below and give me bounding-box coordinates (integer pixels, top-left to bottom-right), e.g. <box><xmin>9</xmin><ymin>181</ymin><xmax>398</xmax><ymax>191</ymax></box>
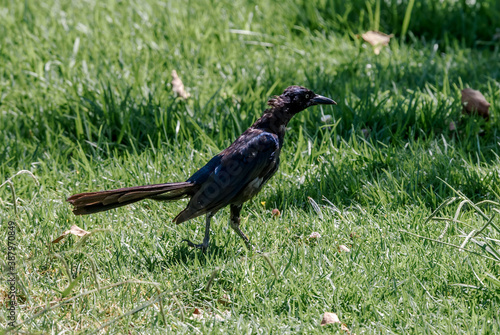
<box><xmin>174</xmin><ymin>131</ymin><xmax>279</xmax><ymax>223</ymax></box>
<box><xmin>186</xmin><ymin>154</ymin><xmax>222</xmax><ymax>184</ymax></box>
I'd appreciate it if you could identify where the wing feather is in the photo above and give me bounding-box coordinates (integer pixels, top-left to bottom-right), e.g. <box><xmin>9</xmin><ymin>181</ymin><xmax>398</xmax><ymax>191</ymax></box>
<box><xmin>174</xmin><ymin>131</ymin><xmax>279</xmax><ymax>223</ymax></box>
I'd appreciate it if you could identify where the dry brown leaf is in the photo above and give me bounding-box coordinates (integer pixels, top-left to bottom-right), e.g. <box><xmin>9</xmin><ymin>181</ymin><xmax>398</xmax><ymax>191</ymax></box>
<box><xmin>321</xmin><ymin>312</ymin><xmax>352</xmax><ymax>333</ymax></box>
<box><xmin>339</xmin><ymin>245</ymin><xmax>350</xmax><ymax>252</ymax></box>
<box><xmin>341</xmin><ymin>323</ymin><xmax>352</xmax><ymax>334</ymax></box>
<box><xmin>52</xmin><ymin>225</ymin><xmax>90</xmax><ymax>244</ymax></box>
<box><xmin>361</xmin><ymin>31</ymin><xmax>393</xmax><ymax>55</ymax></box>
<box><xmin>171</xmin><ymin>70</ymin><xmax>190</xmax><ymax>99</ymax></box>
<box><xmin>461</xmin><ymin>88</ymin><xmax>490</xmax><ymax>120</ymax></box>
<box><xmin>321</xmin><ymin>311</ymin><xmax>340</xmax><ymax>326</ymax></box>
<box><xmin>192</xmin><ymin>307</ymin><xmax>203</xmax><ymax>320</ymax></box>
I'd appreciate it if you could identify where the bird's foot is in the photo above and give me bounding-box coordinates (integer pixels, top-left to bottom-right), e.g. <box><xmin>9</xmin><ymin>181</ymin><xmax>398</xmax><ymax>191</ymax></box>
<box><xmin>182</xmin><ymin>239</ymin><xmax>209</xmax><ymax>252</ymax></box>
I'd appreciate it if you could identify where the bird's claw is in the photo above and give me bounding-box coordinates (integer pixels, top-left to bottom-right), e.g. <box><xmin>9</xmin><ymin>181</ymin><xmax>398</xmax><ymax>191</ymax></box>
<box><xmin>182</xmin><ymin>239</ymin><xmax>208</xmax><ymax>252</ymax></box>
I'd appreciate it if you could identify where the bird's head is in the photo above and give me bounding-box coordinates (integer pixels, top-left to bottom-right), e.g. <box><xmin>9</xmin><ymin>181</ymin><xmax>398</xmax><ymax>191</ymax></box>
<box><xmin>268</xmin><ymin>86</ymin><xmax>336</xmax><ymax>113</ymax></box>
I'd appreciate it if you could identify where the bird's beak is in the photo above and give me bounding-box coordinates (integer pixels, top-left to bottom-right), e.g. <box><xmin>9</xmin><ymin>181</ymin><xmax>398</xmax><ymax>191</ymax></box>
<box><xmin>312</xmin><ymin>94</ymin><xmax>336</xmax><ymax>105</ymax></box>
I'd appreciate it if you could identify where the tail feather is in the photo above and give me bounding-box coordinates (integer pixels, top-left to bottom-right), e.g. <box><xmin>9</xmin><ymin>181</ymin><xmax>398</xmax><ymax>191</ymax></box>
<box><xmin>67</xmin><ymin>182</ymin><xmax>194</xmax><ymax>215</ymax></box>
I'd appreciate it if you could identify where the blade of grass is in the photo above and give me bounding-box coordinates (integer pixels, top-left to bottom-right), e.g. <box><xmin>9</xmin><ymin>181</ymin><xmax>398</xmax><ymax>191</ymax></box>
<box><xmin>400</xmin><ymin>230</ymin><xmax>499</xmax><ymax>262</ymax></box>
<box><xmin>401</xmin><ymin>0</ymin><xmax>416</xmax><ymax>39</ymax></box>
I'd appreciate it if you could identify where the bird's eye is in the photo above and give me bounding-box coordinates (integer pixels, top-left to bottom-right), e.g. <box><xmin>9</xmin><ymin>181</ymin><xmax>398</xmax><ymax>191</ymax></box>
<box><xmin>305</xmin><ymin>94</ymin><xmax>310</xmax><ymax>99</ymax></box>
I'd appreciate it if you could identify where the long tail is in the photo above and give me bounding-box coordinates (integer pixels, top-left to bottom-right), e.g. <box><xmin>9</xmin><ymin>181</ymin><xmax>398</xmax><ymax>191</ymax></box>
<box><xmin>67</xmin><ymin>182</ymin><xmax>195</xmax><ymax>215</ymax></box>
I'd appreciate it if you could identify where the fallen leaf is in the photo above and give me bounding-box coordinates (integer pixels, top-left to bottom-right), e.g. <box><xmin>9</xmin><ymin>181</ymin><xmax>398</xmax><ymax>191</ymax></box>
<box><xmin>52</xmin><ymin>225</ymin><xmax>90</xmax><ymax>244</ymax></box>
<box><xmin>361</xmin><ymin>31</ymin><xmax>393</xmax><ymax>55</ymax></box>
<box><xmin>339</xmin><ymin>245</ymin><xmax>350</xmax><ymax>252</ymax></box>
<box><xmin>321</xmin><ymin>311</ymin><xmax>340</xmax><ymax>326</ymax></box>
<box><xmin>192</xmin><ymin>307</ymin><xmax>203</xmax><ymax>320</ymax></box>
<box><xmin>341</xmin><ymin>323</ymin><xmax>352</xmax><ymax>334</ymax></box>
<box><xmin>461</xmin><ymin>88</ymin><xmax>490</xmax><ymax>120</ymax></box>
<box><xmin>272</xmin><ymin>208</ymin><xmax>281</xmax><ymax>218</ymax></box>
<box><xmin>309</xmin><ymin>232</ymin><xmax>321</xmax><ymax>239</ymax></box>
<box><xmin>321</xmin><ymin>312</ymin><xmax>352</xmax><ymax>333</ymax></box>
<box><xmin>171</xmin><ymin>70</ymin><xmax>190</xmax><ymax>99</ymax></box>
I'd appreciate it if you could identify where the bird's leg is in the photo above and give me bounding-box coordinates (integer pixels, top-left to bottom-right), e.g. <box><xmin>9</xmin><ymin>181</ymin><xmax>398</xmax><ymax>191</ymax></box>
<box><xmin>182</xmin><ymin>213</ymin><xmax>213</xmax><ymax>251</ymax></box>
<box><xmin>229</xmin><ymin>205</ymin><xmax>253</xmax><ymax>250</ymax></box>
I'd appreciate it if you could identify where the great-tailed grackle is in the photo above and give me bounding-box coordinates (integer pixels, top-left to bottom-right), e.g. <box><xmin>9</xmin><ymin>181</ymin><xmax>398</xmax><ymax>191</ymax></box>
<box><xmin>67</xmin><ymin>86</ymin><xmax>336</xmax><ymax>251</ymax></box>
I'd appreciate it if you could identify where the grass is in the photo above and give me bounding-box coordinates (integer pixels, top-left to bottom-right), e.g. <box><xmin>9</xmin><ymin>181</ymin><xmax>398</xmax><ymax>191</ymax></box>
<box><xmin>1</xmin><ymin>0</ymin><xmax>500</xmax><ymax>333</ymax></box>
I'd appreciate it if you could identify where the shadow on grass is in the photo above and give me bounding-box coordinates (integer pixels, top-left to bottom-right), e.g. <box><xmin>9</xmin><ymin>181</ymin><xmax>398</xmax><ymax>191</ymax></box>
<box><xmin>137</xmin><ymin>237</ymin><xmax>236</xmax><ymax>272</ymax></box>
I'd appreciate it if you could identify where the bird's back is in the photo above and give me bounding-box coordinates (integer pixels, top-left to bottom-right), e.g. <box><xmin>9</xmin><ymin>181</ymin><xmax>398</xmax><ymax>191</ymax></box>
<box><xmin>174</xmin><ymin>129</ymin><xmax>281</xmax><ymax>224</ymax></box>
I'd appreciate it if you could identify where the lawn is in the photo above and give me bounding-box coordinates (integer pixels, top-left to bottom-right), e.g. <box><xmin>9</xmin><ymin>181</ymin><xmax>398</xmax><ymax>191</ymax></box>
<box><xmin>1</xmin><ymin>0</ymin><xmax>500</xmax><ymax>333</ymax></box>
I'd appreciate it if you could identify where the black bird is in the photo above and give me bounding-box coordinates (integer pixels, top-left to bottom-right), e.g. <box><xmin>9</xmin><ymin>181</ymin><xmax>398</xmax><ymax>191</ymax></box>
<box><xmin>67</xmin><ymin>86</ymin><xmax>336</xmax><ymax>250</ymax></box>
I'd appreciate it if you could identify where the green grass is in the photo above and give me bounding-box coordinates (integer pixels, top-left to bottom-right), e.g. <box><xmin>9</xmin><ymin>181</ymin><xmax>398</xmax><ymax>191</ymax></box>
<box><xmin>1</xmin><ymin>0</ymin><xmax>500</xmax><ymax>333</ymax></box>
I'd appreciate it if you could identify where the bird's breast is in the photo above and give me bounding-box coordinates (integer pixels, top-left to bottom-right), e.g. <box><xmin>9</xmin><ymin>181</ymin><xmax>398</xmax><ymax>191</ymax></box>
<box><xmin>235</xmin><ymin>177</ymin><xmax>265</xmax><ymax>203</ymax></box>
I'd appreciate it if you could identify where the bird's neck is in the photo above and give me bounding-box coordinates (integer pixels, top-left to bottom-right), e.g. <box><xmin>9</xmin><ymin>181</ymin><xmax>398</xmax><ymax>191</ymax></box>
<box><xmin>250</xmin><ymin>107</ymin><xmax>295</xmax><ymax>145</ymax></box>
